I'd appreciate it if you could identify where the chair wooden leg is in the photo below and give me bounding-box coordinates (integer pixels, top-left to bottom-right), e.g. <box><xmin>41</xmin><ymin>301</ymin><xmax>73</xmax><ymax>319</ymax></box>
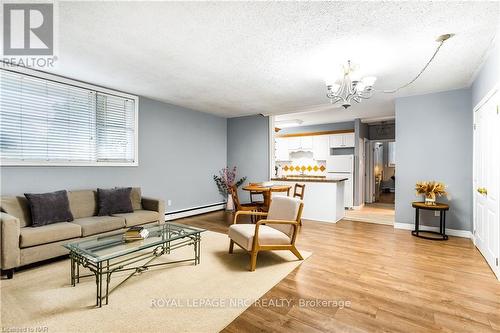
<box><xmin>249</xmin><ymin>251</ymin><xmax>258</xmax><ymax>271</ymax></box>
<box><xmin>290</xmin><ymin>246</ymin><xmax>303</xmax><ymax>260</ymax></box>
<box><xmin>229</xmin><ymin>240</ymin><xmax>234</xmax><ymax>254</ymax></box>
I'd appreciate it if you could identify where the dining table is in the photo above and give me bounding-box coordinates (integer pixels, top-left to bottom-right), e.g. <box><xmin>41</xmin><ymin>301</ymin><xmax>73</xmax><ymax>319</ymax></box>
<box><xmin>241</xmin><ymin>183</ymin><xmax>292</xmax><ymax>211</ymax></box>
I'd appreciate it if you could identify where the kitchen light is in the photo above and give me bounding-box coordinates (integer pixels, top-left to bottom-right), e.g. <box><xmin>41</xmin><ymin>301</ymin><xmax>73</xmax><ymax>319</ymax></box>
<box><xmin>275</xmin><ymin>119</ymin><xmax>304</xmax><ymax>128</ymax></box>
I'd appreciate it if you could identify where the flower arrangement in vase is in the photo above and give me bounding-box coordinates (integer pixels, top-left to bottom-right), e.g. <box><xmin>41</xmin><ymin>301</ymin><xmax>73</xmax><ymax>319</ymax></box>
<box><xmin>213</xmin><ymin>166</ymin><xmax>247</xmax><ymax>211</ymax></box>
<box><xmin>415</xmin><ymin>181</ymin><xmax>447</xmax><ymax>205</ymax></box>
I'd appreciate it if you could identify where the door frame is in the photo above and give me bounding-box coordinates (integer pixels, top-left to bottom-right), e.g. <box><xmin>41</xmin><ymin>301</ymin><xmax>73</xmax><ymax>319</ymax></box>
<box><xmin>364</xmin><ymin>139</ymin><xmax>395</xmax><ymax>204</ymax></box>
<box><xmin>358</xmin><ymin>137</ymin><xmax>365</xmax><ymax>208</ymax></box>
<box><xmin>472</xmin><ymin>82</ymin><xmax>500</xmax><ymax>280</ymax></box>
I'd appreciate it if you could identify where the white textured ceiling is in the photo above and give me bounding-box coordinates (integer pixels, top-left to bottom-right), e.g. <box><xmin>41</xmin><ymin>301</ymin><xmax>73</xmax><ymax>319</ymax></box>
<box><xmin>47</xmin><ymin>1</ymin><xmax>499</xmax><ymax>123</ymax></box>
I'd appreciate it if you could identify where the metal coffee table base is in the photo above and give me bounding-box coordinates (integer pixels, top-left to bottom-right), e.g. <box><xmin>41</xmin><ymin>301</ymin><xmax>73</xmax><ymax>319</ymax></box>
<box><xmin>69</xmin><ymin>233</ymin><xmax>201</xmax><ymax>307</ymax></box>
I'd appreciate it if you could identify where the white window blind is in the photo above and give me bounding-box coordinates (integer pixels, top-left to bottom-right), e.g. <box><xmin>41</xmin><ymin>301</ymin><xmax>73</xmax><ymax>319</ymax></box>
<box><xmin>0</xmin><ymin>70</ymin><xmax>137</xmax><ymax>165</ymax></box>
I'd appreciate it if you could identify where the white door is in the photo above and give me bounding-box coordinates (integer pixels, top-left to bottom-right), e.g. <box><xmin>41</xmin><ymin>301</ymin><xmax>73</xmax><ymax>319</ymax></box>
<box><xmin>474</xmin><ymin>88</ymin><xmax>500</xmax><ymax>279</ymax></box>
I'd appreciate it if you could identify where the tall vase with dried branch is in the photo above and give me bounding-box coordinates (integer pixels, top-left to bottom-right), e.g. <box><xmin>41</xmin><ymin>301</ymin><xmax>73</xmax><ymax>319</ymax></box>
<box><xmin>415</xmin><ymin>181</ymin><xmax>447</xmax><ymax>205</ymax></box>
<box><xmin>213</xmin><ymin>167</ymin><xmax>247</xmax><ymax>211</ymax></box>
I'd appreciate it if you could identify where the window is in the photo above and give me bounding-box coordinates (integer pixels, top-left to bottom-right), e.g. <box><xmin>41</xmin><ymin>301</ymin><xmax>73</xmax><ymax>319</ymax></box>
<box><xmin>0</xmin><ymin>69</ymin><xmax>138</xmax><ymax>166</ymax></box>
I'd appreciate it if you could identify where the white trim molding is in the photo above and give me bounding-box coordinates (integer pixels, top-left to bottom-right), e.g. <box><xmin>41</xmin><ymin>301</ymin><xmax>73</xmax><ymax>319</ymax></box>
<box><xmin>165</xmin><ymin>202</ymin><xmax>226</xmax><ymax>221</ymax></box>
<box><xmin>394</xmin><ymin>222</ymin><xmax>473</xmax><ymax>239</ymax></box>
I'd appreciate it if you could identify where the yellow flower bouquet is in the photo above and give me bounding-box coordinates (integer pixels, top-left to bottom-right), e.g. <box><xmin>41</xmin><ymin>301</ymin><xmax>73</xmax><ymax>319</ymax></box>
<box><xmin>415</xmin><ymin>181</ymin><xmax>447</xmax><ymax>205</ymax></box>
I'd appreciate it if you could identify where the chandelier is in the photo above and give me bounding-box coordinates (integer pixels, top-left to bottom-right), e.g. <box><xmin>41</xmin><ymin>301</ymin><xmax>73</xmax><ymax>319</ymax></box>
<box><xmin>325</xmin><ymin>60</ymin><xmax>377</xmax><ymax>109</ymax></box>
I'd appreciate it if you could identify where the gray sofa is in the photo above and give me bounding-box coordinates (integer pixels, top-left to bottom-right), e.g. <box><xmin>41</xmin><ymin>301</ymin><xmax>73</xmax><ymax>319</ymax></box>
<box><xmin>0</xmin><ymin>188</ymin><xmax>165</xmax><ymax>278</ymax></box>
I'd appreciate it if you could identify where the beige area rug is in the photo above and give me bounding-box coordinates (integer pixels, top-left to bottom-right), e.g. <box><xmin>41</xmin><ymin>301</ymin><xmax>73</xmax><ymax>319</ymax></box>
<box><xmin>1</xmin><ymin>230</ymin><xmax>311</xmax><ymax>333</ymax></box>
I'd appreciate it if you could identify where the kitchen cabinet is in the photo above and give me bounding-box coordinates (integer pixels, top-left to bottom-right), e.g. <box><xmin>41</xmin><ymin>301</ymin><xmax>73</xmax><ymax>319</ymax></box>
<box><xmin>312</xmin><ymin>135</ymin><xmax>329</xmax><ymax>160</ymax></box>
<box><xmin>287</xmin><ymin>136</ymin><xmax>313</xmax><ymax>151</ymax></box>
<box><xmin>287</xmin><ymin>137</ymin><xmax>301</xmax><ymax>150</ymax></box>
<box><xmin>329</xmin><ymin>133</ymin><xmax>355</xmax><ymax>148</ymax></box>
<box><xmin>300</xmin><ymin>136</ymin><xmax>313</xmax><ymax>149</ymax></box>
<box><xmin>275</xmin><ymin>138</ymin><xmax>290</xmax><ymax>161</ymax></box>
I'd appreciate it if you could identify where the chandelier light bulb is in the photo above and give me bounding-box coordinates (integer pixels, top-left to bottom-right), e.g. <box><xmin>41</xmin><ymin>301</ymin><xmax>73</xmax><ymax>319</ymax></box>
<box><xmin>350</xmin><ymin>71</ymin><xmax>362</xmax><ymax>82</ymax></box>
<box><xmin>363</xmin><ymin>76</ymin><xmax>377</xmax><ymax>87</ymax></box>
<box><xmin>356</xmin><ymin>81</ymin><xmax>366</xmax><ymax>91</ymax></box>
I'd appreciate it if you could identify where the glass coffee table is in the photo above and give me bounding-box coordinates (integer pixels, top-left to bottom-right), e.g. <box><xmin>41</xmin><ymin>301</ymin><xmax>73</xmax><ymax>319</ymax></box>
<box><xmin>63</xmin><ymin>222</ymin><xmax>205</xmax><ymax>307</ymax></box>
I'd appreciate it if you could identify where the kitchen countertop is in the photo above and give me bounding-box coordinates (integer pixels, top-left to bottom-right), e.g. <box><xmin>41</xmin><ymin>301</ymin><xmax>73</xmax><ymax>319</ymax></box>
<box><xmin>271</xmin><ymin>177</ymin><xmax>347</xmax><ymax>183</ymax></box>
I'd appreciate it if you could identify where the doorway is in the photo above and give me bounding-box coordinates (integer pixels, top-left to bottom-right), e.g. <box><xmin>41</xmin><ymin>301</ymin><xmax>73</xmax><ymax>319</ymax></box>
<box><xmin>345</xmin><ymin>139</ymin><xmax>395</xmax><ymax>225</ymax></box>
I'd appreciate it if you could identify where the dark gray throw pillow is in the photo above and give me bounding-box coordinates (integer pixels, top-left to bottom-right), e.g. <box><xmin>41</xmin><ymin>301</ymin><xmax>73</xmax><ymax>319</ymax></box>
<box><xmin>24</xmin><ymin>190</ymin><xmax>74</xmax><ymax>227</ymax></box>
<box><xmin>97</xmin><ymin>187</ymin><xmax>133</xmax><ymax>216</ymax></box>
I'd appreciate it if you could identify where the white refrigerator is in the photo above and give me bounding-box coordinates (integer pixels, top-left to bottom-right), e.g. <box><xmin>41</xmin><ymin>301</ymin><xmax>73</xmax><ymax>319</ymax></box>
<box><xmin>326</xmin><ymin>155</ymin><xmax>354</xmax><ymax>208</ymax></box>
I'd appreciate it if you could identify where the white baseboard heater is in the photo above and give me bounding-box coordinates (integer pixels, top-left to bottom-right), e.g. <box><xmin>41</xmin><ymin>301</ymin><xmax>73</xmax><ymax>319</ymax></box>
<box><xmin>165</xmin><ymin>202</ymin><xmax>226</xmax><ymax>221</ymax></box>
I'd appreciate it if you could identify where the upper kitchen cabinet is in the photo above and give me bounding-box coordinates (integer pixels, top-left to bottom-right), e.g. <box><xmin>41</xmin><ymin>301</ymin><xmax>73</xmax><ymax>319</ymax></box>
<box><xmin>287</xmin><ymin>137</ymin><xmax>301</xmax><ymax>150</ymax></box>
<box><xmin>300</xmin><ymin>136</ymin><xmax>313</xmax><ymax>149</ymax></box>
<box><xmin>287</xmin><ymin>136</ymin><xmax>313</xmax><ymax>151</ymax></box>
<box><xmin>312</xmin><ymin>135</ymin><xmax>329</xmax><ymax>160</ymax></box>
<box><xmin>275</xmin><ymin>137</ymin><xmax>290</xmax><ymax>161</ymax></box>
<box><xmin>329</xmin><ymin>132</ymin><xmax>355</xmax><ymax>148</ymax></box>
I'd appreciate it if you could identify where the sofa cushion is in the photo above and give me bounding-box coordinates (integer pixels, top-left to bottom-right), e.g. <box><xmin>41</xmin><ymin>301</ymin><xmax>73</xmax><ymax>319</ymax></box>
<box><xmin>112</xmin><ymin>210</ymin><xmax>160</xmax><ymax>227</ymax></box>
<box><xmin>24</xmin><ymin>190</ymin><xmax>74</xmax><ymax>227</ymax></box>
<box><xmin>68</xmin><ymin>190</ymin><xmax>97</xmax><ymax>219</ymax></box>
<box><xmin>97</xmin><ymin>188</ymin><xmax>133</xmax><ymax>216</ymax></box>
<box><xmin>130</xmin><ymin>187</ymin><xmax>143</xmax><ymax>211</ymax></box>
<box><xmin>1</xmin><ymin>196</ymin><xmax>32</xmax><ymax>227</ymax></box>
<box><xmin>72</xmin><ymin>216</ymin><xmax>126</xmax><ymax>237</ymax></box>
<box><xmin>20</xmin><ymin>222</ymin><xmax>81</xmax><ymax>248</ymax></box>
<box><xmin>228</xmin><ymin>224</ymin><xmax>291</xmax><ymax>251</ymax></box>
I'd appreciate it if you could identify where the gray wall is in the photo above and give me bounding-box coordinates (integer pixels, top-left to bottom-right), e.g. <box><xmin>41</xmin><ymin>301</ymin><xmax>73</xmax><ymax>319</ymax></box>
<box><xmin>0</xmin><ymin>97</ymin><xmax>227</xmax><ymax>213</ymax></box>
<box><xmin>395</xmin><ymin>89</ymin><xmax>472</xmax><ymax>231</ymax></box>
<box><xmin>278</xmin><ymin>121</ymin><xmax>354</xmax><ymax>135</ymax></box>
<box><xmin>472</xmin><ymin>37</ymin><xmax>499</xmax><ymax>107</ymax></box>
<box><xmin>227</xmin><ymin>115</ymin><xmax>270</xmax><ymax>202</ymax></box>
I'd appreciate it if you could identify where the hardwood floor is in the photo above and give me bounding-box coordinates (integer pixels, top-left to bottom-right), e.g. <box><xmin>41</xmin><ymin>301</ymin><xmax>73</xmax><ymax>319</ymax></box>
<box><xmin>344</xmin><ymin>204</ymin><xmax>395</xmax><ymax>225</ymax></box>
<box><xmin>375</xmin><ymin>192</ymin><xmax>395</xmax><ymax>204</ymax></box>
<box><xmin>178</xmin><ymin>211</ymin><xmax>500</xmax><ymax>333</ymax></box>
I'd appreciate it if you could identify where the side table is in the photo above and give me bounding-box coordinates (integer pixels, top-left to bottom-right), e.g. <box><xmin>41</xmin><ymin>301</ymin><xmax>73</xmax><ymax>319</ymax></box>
<box><xmin>411</xmin><ymin>202</ymin><xmax>450</xmax><ymax>240</ymax></box>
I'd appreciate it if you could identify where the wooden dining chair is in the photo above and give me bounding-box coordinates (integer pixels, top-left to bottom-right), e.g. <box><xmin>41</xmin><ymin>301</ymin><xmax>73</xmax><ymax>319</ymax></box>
<box><xmin>229</xmin><ymin>185</ymin><xmax>261</xmax><ymax>223</ymax></box>
<box><xmin>248</xmin><ymin>182</ymin><xmax>264</xmax><ymax>205</ymax></box>
<box><xmin>293</xmin><ymin>183</ymin><xmax>306</xmax><ymax>200</ymax></box>
<box><xmin>228</xmin><ymin>196</ymin><xmax>304</xmax><ymax>271</ymax></box>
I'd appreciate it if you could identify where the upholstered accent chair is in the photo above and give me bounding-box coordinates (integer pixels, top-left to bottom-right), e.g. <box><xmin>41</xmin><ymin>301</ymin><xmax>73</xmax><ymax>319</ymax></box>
<box><xmin>228</xmin><ymin>196</ymin><xmax>304</xmax><ymax>271</ymax></box>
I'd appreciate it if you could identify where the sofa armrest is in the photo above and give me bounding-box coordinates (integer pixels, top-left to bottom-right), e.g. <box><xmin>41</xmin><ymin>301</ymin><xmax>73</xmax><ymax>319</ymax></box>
<box><xmin>0</xmin><ymin>212</ymin><xmax>21</xmax><ymax>269</ymax></box>
<box><xmin>141</xmin><ymin>197</ymin><xmax>165</xmax><ymax>224</ymax></box>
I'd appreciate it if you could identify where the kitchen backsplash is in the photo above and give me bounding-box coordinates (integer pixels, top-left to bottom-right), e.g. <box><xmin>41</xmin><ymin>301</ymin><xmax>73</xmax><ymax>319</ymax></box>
<box><xmin>276</xmin><ymin>160</ymin><xmax>327</xmax><ymax>176</ymax></box>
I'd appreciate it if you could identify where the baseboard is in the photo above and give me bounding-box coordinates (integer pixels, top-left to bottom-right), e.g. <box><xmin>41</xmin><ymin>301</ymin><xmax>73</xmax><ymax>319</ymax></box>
<box><xmin>393</xmin><ymin>222</ymin><xmax>473</xmax><ymax>239</ymax></box>
<box><xmin>352</xmin><ymin>204</ymin><xmax>365</xmax><ymax>210</ymax></box>
<box><xmin>165</xmin><ymin>202</ymin><xmax>226</xmax><ymax>221</ymax></box>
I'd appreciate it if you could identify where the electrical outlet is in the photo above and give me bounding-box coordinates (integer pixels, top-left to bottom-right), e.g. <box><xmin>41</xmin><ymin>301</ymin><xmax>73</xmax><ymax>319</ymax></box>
<box><xmin>167</xmin><ymin>200</ymin><xmax>172</xmax><ymax>206</ymax></box>
<box><xmin>434</xmin><ymin>211</ymin><xmax>440</xmax><ymax>217</ymax></box>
